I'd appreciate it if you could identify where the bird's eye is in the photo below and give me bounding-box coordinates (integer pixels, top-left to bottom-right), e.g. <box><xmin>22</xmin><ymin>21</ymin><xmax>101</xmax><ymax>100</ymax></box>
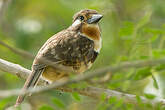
<box><xmin>79</xmin><ymin>16</ymin><xmax>84</xmax><ymax>21</ymax></box>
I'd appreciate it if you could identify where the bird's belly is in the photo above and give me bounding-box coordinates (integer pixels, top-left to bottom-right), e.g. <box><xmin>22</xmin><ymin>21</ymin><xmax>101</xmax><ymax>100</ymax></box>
<box><xmin>73</xmin><ymin>61</ymin><xmax>93</xmax><ymax>73</ymax></box>
<box><xmin>42</xmin><ymin>66</ymin><xmax>68</xmax><ymax>83</ymax></box>
<box><xmin>42</xmin><ymin>61</ymin><xmax>93</xmax><ymax>82</ymax></box>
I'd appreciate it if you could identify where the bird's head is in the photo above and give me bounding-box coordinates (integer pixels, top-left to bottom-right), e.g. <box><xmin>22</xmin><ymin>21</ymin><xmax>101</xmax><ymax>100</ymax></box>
<box><xmin>71</xmin><ymin>9</ymin><xmax>103</xmax><ymax>41</ymax></box>
<box><xmin>72</xmin><ymin>9</ymin><xmax>103</xmax><ymax>25</ymax></box>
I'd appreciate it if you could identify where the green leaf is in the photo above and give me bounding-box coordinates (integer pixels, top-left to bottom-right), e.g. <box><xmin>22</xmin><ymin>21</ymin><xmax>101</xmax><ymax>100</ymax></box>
<box><xmin>119</xmin><ymin>21</ymin><xmax>134</xmax><ymax>39</ymax></box>
<box><xmin>96</xmin><ymin>103</ymin><xmax>108</xmax><ymax>110</ymax></box>
<box><xmin>52</xmin><ymin>98</ymin><xmax>65</xmax><ymax>109</ymax></box>
<box><xmin>144</xmin><ymin>93</ymin><xmax>156</xmax><ymax>100</ymax></box>
<box><xmin>144</xmin><ymin>27</ymin><xmax>163</xmax><ymax>35</ymax></box>
<box><xmin>0</xmin><ymin>97</ymin><xmax>13</xmax><ymax>110</ymax></box>
<box><xmin>100</xmin><ymin>93</ymin><xmax>107</xmax><ymax>101</ymax></box>
<box><xmin>134</xmin><ymin>67</ymin><xmax>151</xmax><ymax>80</ymax></box>
<box><xmin>139</xmin><ymin>56</ymin><xmax>149</xmax><ymax>60</ymax></box>
<box><xmin>115</xmin><ymin>98</ymin><xmax>124</xmax><ymax>107</ymax></box>
<box><xmin>136</xmin><ymin>95</ymin><xmax>142</xmax><ymax>104</ymax></box>
<box><xmin>152</xmin><ymin>50</ymin><xmax>165</xmax><ymax>59</ymax></box>
<box><xmin>72</xmin><ymin>92</ymin><xmax>81</xmax><ymax>101</ymax></box>
<box><xmin>39</xmin><ymin>105</ymin><xmax>54</xmax><ymax>110</ymax></box>
<box><xmin>125</xmin><ymin>103</ymin><xmax>134</xmax><ymax>110</ymax></box>
<box><xmin>152</xmin><ymin>74</ymin><xmax>159</xmax><ymax>89</ymax></box>
<box><xmin>108</xmin><ymin>96</ymin><xmax>117</xmax><ymax>104</ymax></box>
<box><xmin>155</xmin><ymin>64</ymin><xmax>165</xmax><ymax>71</ymax></box>
<box><xmin>150</xmin><ymin>35</ymin><xmax>159</xmax><ymax>42</ymax></box>
<box><xmin>155</xmin><ymin>103</ymin><xmax>162</xmax><ymax>110</ymax></box>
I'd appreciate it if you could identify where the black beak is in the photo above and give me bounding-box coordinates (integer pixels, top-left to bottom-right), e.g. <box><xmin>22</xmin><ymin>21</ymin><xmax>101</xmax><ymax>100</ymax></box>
<box><xmin>87</xmin><ymin>14</ymin><xmax>103</xmax><ymax>24</ymax></box>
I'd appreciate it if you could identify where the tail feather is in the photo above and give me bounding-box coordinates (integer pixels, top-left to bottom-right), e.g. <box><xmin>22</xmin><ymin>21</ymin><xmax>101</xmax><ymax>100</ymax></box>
<box><xmin>15</xmin><ymin>68</ymin><xmax>44</xmax><ymax>107</ymax></box>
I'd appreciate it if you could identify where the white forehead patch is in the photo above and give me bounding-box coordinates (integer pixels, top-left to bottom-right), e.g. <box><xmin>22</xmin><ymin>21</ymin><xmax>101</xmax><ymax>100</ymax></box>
<box><xmin>72</xmin><ymin>19</ymin><xmax>81</xmax><ymax>27</ymax></box>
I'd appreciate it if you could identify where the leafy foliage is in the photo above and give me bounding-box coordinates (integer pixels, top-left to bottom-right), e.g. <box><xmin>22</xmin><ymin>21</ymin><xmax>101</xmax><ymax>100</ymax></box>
<box><xmin>39</xmin><ymin>105</ymin><xmax>54</xmax><ymax>110</ymax></box>
<box><xmin>52</xmin><ymin>98</ymin><xmax>65</xmax><ymax>109</ymax></box>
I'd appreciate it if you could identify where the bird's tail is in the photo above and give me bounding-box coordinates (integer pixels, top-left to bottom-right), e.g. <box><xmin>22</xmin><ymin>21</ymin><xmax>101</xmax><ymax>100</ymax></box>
<box><xmin>15</xmin><ymin>67</ymin><xmax>44</xmax><ymax>107</ymax></box>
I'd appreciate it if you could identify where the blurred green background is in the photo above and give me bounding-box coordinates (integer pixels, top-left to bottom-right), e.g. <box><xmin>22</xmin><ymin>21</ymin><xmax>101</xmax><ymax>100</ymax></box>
<box><xmin>1</xmin><ymin>0</ymin><xmax>165</xmax><ymax>110</ymax></box>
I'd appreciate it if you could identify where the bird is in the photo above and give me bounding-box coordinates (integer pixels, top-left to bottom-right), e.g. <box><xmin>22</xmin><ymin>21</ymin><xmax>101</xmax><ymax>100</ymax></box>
<box><xmin>15</xmin><ymin>9</ymin><xmax>103</xmax><ymax>107</ymax></box>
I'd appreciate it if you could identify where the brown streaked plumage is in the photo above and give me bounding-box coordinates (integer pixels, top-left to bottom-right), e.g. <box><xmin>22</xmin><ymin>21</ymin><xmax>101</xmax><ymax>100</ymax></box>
<box><xmin>15</xmin><ymin>9</ymin><xmax>103</xmax><ymax>107</ymax></box>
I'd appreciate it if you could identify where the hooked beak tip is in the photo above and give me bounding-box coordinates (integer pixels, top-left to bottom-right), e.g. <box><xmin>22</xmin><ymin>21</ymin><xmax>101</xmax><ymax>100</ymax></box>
<box><xmin>97</xmin><ymin>14</ymin><xmax>103</xmax><ymax>19</ymax></box>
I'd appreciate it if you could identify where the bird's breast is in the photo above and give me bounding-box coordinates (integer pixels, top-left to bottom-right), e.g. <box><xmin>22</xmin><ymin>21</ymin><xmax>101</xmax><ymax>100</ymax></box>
<box><xmin>59</xmin><ymin>36</ymin><xmax>97</xmax><ymax>72</ymax></box>
<box><xmin>81</xmin><ymin>24</ymin><xmax>102</xmax><ymax>52</ymax></box>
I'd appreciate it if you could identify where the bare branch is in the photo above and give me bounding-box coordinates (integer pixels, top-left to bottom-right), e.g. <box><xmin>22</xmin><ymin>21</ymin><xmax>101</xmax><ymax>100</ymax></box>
<box><xmin>0</xmin><ymin>58</ymin><xmax>30</xmax><ymax>79</ymax></box>
<box><xmin>0</xmin><ymin>58</ymin><xmax>45</xmax><ymax>83</ymax></box>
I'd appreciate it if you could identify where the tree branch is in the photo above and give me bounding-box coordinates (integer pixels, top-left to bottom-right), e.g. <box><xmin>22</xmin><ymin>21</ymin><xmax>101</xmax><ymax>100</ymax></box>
<box><xmin>0</xmin><ymin>58</ymin><xmax>165</xmax><ymax>106</ymax></box>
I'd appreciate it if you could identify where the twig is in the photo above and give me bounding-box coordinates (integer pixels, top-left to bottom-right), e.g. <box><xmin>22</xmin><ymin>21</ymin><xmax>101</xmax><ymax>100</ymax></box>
<box><xmin>0</xmin><ymin>40</ymin><xmax>34</xmax><ymax>59</ymax></box>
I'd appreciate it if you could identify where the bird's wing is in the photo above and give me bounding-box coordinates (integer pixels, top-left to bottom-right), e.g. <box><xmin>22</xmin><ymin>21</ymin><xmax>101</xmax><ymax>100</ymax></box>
<box><xmin>37</xmin><ymin>32</ymin><xmax>96</xmax><ymax>70</ymax></box>
<box><xmin>35</xmin><ymin>29</ymin><xmax>97</xmax><ymax>72</ymax></box>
